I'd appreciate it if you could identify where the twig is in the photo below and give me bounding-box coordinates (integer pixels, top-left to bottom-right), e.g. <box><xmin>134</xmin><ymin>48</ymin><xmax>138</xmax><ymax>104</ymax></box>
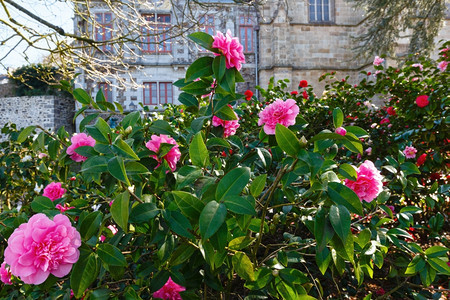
<box><xmin>376</xmin><ymin>277</ymin><xmax>410</xmax><ymax>300</ymax></box>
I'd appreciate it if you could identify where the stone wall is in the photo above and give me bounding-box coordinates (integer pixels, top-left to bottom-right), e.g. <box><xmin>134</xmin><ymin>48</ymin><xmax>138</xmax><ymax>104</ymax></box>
<box><xmin>0</xmin><ymin>96</ymin><xmax>75</xmax><ymax>138</ymax></box>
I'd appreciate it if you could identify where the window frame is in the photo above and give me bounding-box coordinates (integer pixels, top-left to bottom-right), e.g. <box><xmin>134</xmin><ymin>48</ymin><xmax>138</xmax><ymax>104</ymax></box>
<box><xmin>142</xmin><ymin>13</ymin><xmax>172</xmax><ymax>54</ymax></box>
<box><xmin>143</xmin><ymin>82</ymin><xmax>173</xmax><ymax>105</ymax></box>
<box><xmin>94</xmin><ymin>12</ymin><xmax>113</xmax><ymax>52</ymax></box>
<box><xmin>239</xmin><ymin>16</ymin><xmax>254</xmax><ymax>53</ymax></box>
<box><xmin>309</xmin><ymin>0</ymin><xmax>333</xmax><ymax>23</ymax></box>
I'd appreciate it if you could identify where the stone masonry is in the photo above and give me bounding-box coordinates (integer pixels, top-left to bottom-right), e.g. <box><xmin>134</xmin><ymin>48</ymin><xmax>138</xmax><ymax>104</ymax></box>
<box><xmin>0</xmin><ymin>96</ymin><xmax>75</xmax><ymax>138</ymax></box>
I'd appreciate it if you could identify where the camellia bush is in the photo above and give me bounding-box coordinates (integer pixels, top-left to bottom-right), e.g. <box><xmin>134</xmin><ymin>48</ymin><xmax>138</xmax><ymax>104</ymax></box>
<box><xmin>0</xmin><ymin>32</ymin><xmax>449</xmax><ymax>299</ymax></box>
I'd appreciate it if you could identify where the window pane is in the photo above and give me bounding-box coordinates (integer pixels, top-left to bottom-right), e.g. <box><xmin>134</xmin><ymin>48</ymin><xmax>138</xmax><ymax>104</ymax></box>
<box><xmin>95</xmin><ymin>13</ymin><xmax>103</xmax><ymax>23</ymax></box>
<box><xmin>152</xmin><ymin>83</ymin><xmax>157</xmax><ymax>104</ymax></box>
<box><xmin>104</xmin><ymin>13</ymin><xmax>112</xmax><ymax>23</ymax></box>
<box><xmin>317</xmin><ymin>0</ymin><xmax>322</xmax><ymax>21</ymax></box>
<box><xmin>324</xmin><ymin>0</ymin><xmax>329</xmax><ymax>21</ymax></box>
<box><xmin>309</xmin><ymin>0</ymin><xmax>316</xmax><ymax>21</ymax></box>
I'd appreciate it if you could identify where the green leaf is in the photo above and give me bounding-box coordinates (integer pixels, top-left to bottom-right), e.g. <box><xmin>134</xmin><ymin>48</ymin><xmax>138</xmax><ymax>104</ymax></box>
<box><xmin>329</xmin><ymin>205</ymin><xmax>351</xmax><ymax>244</ymax></box>
<box><xmin>224</xmin><ymin>195</ymin><xmax>256</xmax><ymax>215</ymax></box>
<box><xmin>189</xmin><ymin>132</ymin><xmax>209</xmax><ymax>167</ymax></box>
<box><xmin>79</xmin><ymin>113</ymin><xmax>99</xmax><ymax>132</ymax></box>
<box><xmin>31</xmin><ymin>196</ymin><xmax>55</xmax><ymax>212</ymax></box>
<box><xmin>112</xmin><ymin>138</ymin><xmax>139</xmax><ymax>160</ymax></box>
<box><xmin>345</xmin><ymin>126</ymin><xmax>369</xmax><ymax>138</ymax></box>
<box><xmin>333</xmin><ymin>107</ymin><xmax>344</xmax><ymax>128</ymax></box>
<box><xmin>121</xmin><ymin>111</ymin><xmax>140</xmax><ymax>128</ymax></box>
<box><xmin>232</xmin><ymin>252</ymin><xmax>255</xmax><ymax>281</ymax></box>
<box><xmin>339</xmin><ymin>163</ymin><xmax>357</xmax><ymax>181</ymax></box>
<box><xmin>220</xmin><ymin>68</ymin><xmax>236</xmax><ymax>94</ymax></box>
<box><xmin>125</xmin><ymin>161</ymin><xmax>150</xmax><ymax>175</ymax></box>
<box><xmin>129</xmin><ymin>203</ymin><xmax>159</xmax><ymax>223</ymax></box>
<box><xmin>79</xmin><ymin>211</ymin><xmax>103</xmax><ymax>241</ymax></box>
<box><xmin>181</xmin><ymin>80</ymin><xmax>211</xmax><ymax>95</ymax></box>
<box><xmin>213</xmin><ymin>55</ymin><xmax>226</xmax><ymax>82</ymax></box>
<box><xmin>206</xmin><ymin>137</ymin><xmax>231</xmax><ymax>148</ymax></box>
<box><xmin>178</xmin><ymin>92</ymin><xmax>199</xmax><ymax>107</ymax></box>
<box><xmin>81</xmin><ymin>156</ymin><xmax>108</xmax><ymax>174</ymax></box>
<box><xmin>425</xmin><ymin>246</ymin><xmax>449</xmax><ymax>258</ymax></box>
<box><xmin>186</xmin><ymin>56</ymin><xmax>214</xmax><ymax>81</ymax></box>
<box><xmin>169</xmin><ymin>243</ymin><xmax>197</xmax><ymax>267</ymax></box>
<box><xmin>405</xmin><ymin>255</ymin><xmax>426</xmax><ymax>275</ymax></box>
<box><xmin>420</xmin><ymin>265</ymin><xmax>436</xmax><ymax>287</ymax></box>
<box><xmin>229</xmin><ymin>236</ymin><xmax>256</xmax><ymax>251</ymax></box>
<box><xmin>172</xmin><ymin>191</ymin><xmax>204</xmax><ymax>222</ymax></box>
<box><xmin>216</xmin><ymin>167</ymin><xmax>251</xmax><ymax>201</ymax></box>
<box><xmin>97</xmin><ymin>243</ymin><xmax>127</xmax><ymax>267</ymax></box>
<box><xmin>215</xmin><ymin>105</ymin><xmax>238</xmax><ymax>121</ymax></box>
<box><xmin>275</xmin><ymin>277</ymin><xmax>298</xmax><ymax>300</ymax></box>
<box><xmin>357</xmin><ymin>228</ymin><xmax>371</xmax><ymax>248</ymax></box>
<box><xmin>108</xmin><ymin>156</ymin><xmax>130</xmax><ymax>185</ymax></box>
<box><xmin>250</xmin><ymin>174</ymin><xmax>267</xmax><ymax>197</ymax></box>
<box><xmin>428</xmin><ymin>257</ymin><xmax>450</xmax><ymax>275</ymax></box>
<box><xmin>149</xmin><ymin>120</ymin><xmax>175</xmax><ymax>136</ymax></box>
<box><xmin>275</xmin><ymin>124</ymin><xmax>301</xmax><ymax>157</ymax></box>
<box><xmin>245</xmin><ymin>268</ymin><xmax>273</xmax><ymax>290</ymax></box>
<box><xmin>74</xmin><ymin>145</ymin><xmax>98</xmax><ymax>158</ymax></box>
<box><xmin>188</xmin><ymin>32</ymin><xmax>216</xmax><ymax>52</ymax></box>
<box><xmin>166</xmin><ymin>210</ymin><xmax>195</xmax><ymax>239</ymax></box>
<box><xmin>17</xmin><ymin>126</ymin><xmax>36</xmax><ymax>143</ymax></box>
<box><xmin>327</xmin><ymin>182</ymin><xmax>363</xmax><ymax>215</ymax></box>
<box><xmin>71</xmin><ymin>253</ymin><xmax>100</xmax><ymax>298</ymax></box>
<box><xmin>85</xmin><ymin>125</ymin><xmax>109</xmax><ymax>144</ymax></box>
<box><xmin>314</xmin><ymin>207</ymin><xmax>334</xmax><ymax>252</ymax></box>
<box><xmin>315</xmin><ymin>247</ymin><xmax>332</xmax><ymax>275</ymax></box>
<box><xmin>279</xmin><ymin>268</ymin><xmax>309</xmax><ymax>285</ymax></box>
<box><xmin>400</xmin><ymin>162</ymin><xmax>421</xmax><ymax>175</ymax></box>
<box><xmin>199</xmin><ymin>201</ymin><xmax>227</xmax><ymax>240</ymax></box>
<box><xmin>111</xmin><ymin>191</ymin><xmax>130</xmax><ymax>233</ymax></box>
<box><xmin>73</xmin><ymin>88</ymin><xmax>92</xmax><ymax>105</ymax></box>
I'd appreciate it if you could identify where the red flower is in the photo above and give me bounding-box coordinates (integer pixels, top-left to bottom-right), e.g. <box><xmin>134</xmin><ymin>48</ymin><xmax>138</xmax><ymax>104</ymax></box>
<box><xmin>290</xmin><ymin>91</ymin><xmax>298</xmax><ymax>95</ymax></box>
<box><xmin>299</xmin><ymin>80</ymin><xmax>308</xmax><ymax>88</ymax></box>
<box><xmin>387</xmin><ymin>106</ymin><xmax>396</xmax><ymax>116</ymax></box>
<box><xmin>416</xmin><ymin>95</ymin><xmax>429</xmax><ymax>108</ymax></box>
<box><xmin>367</xmin><ymin>72</ymin><xmax>371</xmax><ymax>76</ymax></box>
<box><xmin>375</xmin><ymin>288</ymin><xmax>386</xmax><ymax>296</ymax></box>
<box><xmin>430</xmin><ymin>173</ymin><xmax>440</xmax><ymax>181</ymax></box>
<box><xmin>302</xmin><ymin>90</ymin><xmax>308</xmax><ymax>99</ymax></box>
<box><xmin>417</xmin><ymin>153</ymin><xmax>427</xmax><ymax>166</ymax></box>
<box><xmin>244</xmin><ymin>90</ymin><xmax>253</xmax><ymax>101</ymax></box>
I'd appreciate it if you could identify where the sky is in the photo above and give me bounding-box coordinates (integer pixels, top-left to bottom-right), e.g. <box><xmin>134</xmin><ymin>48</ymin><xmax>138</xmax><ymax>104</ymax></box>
<box><xmin>0</xmin><ymin>0</ymin><xmax>74</xmax><ymax>73</ymax></box>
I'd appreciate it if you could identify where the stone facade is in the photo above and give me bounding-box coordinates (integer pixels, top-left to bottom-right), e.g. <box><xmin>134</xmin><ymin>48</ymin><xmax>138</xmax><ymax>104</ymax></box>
<box><xmin>0</xmin><ymin>96</ymin><xmax>75</xmax><ymax>137</ymax></box>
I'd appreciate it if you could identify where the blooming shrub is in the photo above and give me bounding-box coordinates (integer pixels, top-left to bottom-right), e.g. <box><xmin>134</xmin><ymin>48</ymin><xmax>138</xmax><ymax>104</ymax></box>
<box><xmin>42</xmin><ymin>182</ymin><xmax>66</xmax><ymax>201</ymax></box>
<box><xmin>66</xmin><ymin>133</ymin><xmax>96</xmax><ymax>162</ymax></box>
<box><xmin>0</xmin><ymin>34</ymin><xmax>448</xmax><ymax>299</ymax></box>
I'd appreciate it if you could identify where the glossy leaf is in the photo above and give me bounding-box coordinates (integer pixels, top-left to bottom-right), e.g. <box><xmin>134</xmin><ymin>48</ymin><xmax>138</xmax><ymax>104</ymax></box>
<box><xmin>71</xmin><ymin>253</ymin><xmax>100</xmax><ymax>298</ymax></box>
<box><xmin>189</xmin><ymin>132</ymin><xmax>209</xmax><ymax>167</ymax></box>
<box><xmin>199</xmin><ymin>201</ymin><xmax>227</xmax><ymax>240</ymax></box>
<box><xmin>97</xmin><ymin>243</ymin><xmax>127</xmax><ymax>267</ymax></box>
<box><xmin>250</xmin><ymin>174</ymin><xmax>267</xmax><ymax>197</ymax></box>
<box><xmin>31</xmin><ymin>196</ymin><xmax>55</xmax><ymax>213</ymax></box>
<box><xmin>73</xmin><ymin>88</ymin><xmax>92</xmax><ymax>105</ymax></box>
<box><xmin>17</xmin><ymin>126</ymin><xmax>36</xmax><ymax>143</ymax></box>
<box><xmin>216</xmin><ymin>167</ymin><xmax>250</xmax><ymax>201</ymax></box>
<box><xmin>79</xmin><ymin>211</ymin><xmax>103</xmax><ymax>240</ymax></box>
<box><xmin>129</xmin><ymin>202</ymin><xmax>159</xmax><ymax>223</ymax></box>
<box><xmin>172</xmin><ymin>191</ymin><xmax>204</xmax><ymax>222</ymax></box>
<box><xmin>232</xmin><ymin>252</ymin><xmax>255</xmax><ymax>281</ymax></box>
<box><xmin>327</xmin><ymin>182</ymin><xmax>363</xmax><ymax>215</ymax></box>
<box><xmin>108</xmin><ymin>156</ymin><xmax>130</xmax><ymax>185</ymax></box>
<box><xmin>329</xmin><ymin>205</ymin><xmax>351</xmax><ymax>243</ymax></box>
<box><xmin>213</xmin><ymin>55</ymin><xmax>226</xmax><ymax>82</ymax></box>
<box><xmin>338</xmin><ymin>163</ymin><xmax>357</xmax><ymax>181</ymax></box>
<box><xmin>275</xmin><ymin>124</ymin><xmax>301</xmax><ymax>157</ymax></box>
<box><xmin>112</xmin><ymin>138</ymin><xmax>139</xmax><ymax>160</ymax></box>
<box><xmin>178</xmin><ymin>92</ymin><xmax>198</xmax><ymax>107</ymax></box>
<box><xmin>186</xmin><ymin>56</ymin><xmax>214</xmax><ymax>81</ymax></box>
<box><xmin>224</xmin><ymin>195</ymin><xmax>256</xmax><ymax>215</ymax></box>
<box><xmin>332</xmin><ymin>107</ymin><xmax>344</xmax><ymax>128</ymax></box>
<box><xmin>111</xmin><ymin>191</ymin><xmax>130</xmax><ymax>233</ymax></box>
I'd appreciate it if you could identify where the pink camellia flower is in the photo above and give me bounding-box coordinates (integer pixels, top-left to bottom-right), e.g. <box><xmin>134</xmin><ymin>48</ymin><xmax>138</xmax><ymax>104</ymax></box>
<box><xmin>438</xmin><ymin>61</ymin><xmax>448</xmax><ymax>72</ymax></box>
<box><xmin>386</xmin><ymin>106</ymin><xmax>396</xmax><ymax>116</ymax></box>
<box><xmin>38</xmin><ymin>153</ymin><xmax>48</xmax><ymax>159</ymax></box>
<box><xmin>411</xmin><ymin>63</ymin><xmax>423</xmax><ymax>71</ymax></box>
<box><xmin>365</xmin><ymin>147</ymin><xmax>372</xmax><ymax>156</ymax></box>
<box><xmin>55</xmin><ymin>203</ymin><xmax>75</xmax><ymax>213</ymax></box>
<box><xmin>145</xmin><ymin>135</ymin><xmax>181</xmax><ymax>172</ymax></box>
<box><xmin>344</xmin><ymin>160</ymin><xmax>383</xmax><ymax>202</ymax></box>
<box><xmin>153</xmin><ymin>277</ymin><xmax>186</xmax><ymax>300</ymax></box>
<box><xmin>373</xmin><ymin>56</ymin><xmax>385</xmax><ymax>66</ymax></box>
<box><xmin>416</xmin><ymin>95</ymin><xmax>429</xmax><ymax>108</ymax></box>
<box><xmin>380</xmin><ymin>117</ymin><xmax>390</xmax><ymax>125</ymax></box>
<box><xmin>212</xmin><ymin>105</ymin><xmax>240</xmax><ymax>138</ymax></box>
<box><xmin>258</xmin><ymin>99</ymin><xmax>299</xmax><ymax>135</ymax></box>
<box><xmin>42</xmin><ymin>182</ymin><xmax>66</xmax><ymax>201</ymax></box>
<box><xmin>66</xmin><ymin>133</ymin><xmax>96</xmax><ymax>162</ymax></box>
<box><xmin>403</xmin><ymin>146</ymin><xmax>417</xmax><ymax>159</ymax></box>
<box><xmin>107</xmin><ymin>225</ymin><xmax>118</xmax><ymax>235</ymax></box>
<box><xmin>0</xmin><ymin>263</ymin><xmax>12</xmax><ymax>285</ymax></box>
<box><xmin>4</xmin><ymin>213</ymin><xmax>81</xmax><ymax>285</ymax></box>
<box><xmin>335</xmin><ymin>127</ymin><xmax>347</xmax><ymax>136</ymax></box>
<box><xmin>212</xmin><ymin>30</ymin><xmax>245</xmax><ymax>71</ymax></box>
